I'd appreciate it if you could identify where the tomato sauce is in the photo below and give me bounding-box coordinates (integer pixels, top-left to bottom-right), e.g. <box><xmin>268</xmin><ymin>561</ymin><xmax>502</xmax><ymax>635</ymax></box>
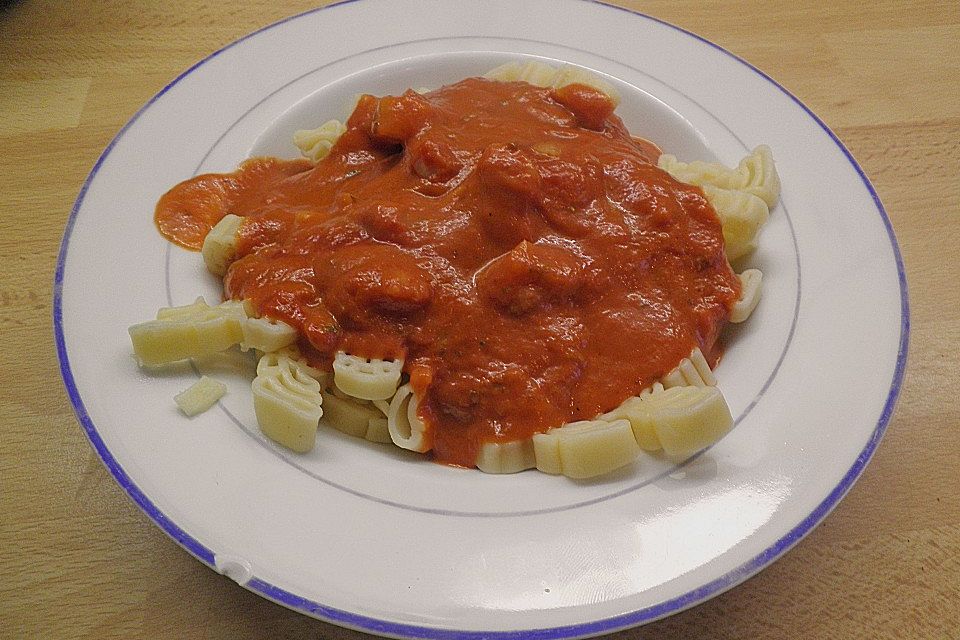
<box><xmin>155</xmin><ymin>78</ymin><xmax>740</xmax><ymax>467</ymax></box>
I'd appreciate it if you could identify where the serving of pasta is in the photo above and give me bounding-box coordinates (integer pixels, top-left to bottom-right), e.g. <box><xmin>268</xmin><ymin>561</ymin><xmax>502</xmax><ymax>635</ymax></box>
<box><xmin>129</xmin><ymin>60</ymin><xmax>779</xmax><ymax>479</ymax></box>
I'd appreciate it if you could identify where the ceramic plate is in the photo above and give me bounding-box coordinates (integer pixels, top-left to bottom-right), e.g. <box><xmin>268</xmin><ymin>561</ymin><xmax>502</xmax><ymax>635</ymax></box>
<box><xmin>55</xmin><ymin>0</ymin><xmax>908</xmax><ymax>637</ymax></box>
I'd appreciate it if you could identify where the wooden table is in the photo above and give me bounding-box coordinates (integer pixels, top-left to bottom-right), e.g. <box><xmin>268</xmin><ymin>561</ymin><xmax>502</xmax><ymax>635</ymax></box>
<box><xmin>2</xmin><ymin>1</ymin><xmax>957</xmax><ymax>638</ymax></box>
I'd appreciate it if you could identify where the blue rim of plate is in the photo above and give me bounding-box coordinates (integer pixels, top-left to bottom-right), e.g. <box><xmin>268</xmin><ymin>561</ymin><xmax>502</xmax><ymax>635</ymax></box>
<box><xmin>53</xmin><ymin>0</ymin><xmax>910</xmax><ymax>637</ymax></box>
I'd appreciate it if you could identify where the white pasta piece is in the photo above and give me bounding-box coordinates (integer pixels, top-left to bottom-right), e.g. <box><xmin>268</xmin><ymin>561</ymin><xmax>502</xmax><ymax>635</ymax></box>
<box><xmin>256</xmin><ymin>352</ymin><xmax>326</xmax><ymax>401</ymax></box>
<box><xmin>332</xmin><ymin>352</ymin><xmax>403</xmax><ymax>401</ymax></box>
<box><xmin>252</xmin><ymin>354</ymin><xmax>323</xmax><ymax>453</ymax></box>
<box><xmin>532</xmin><ymin>432</ymin><xmax>562</xmax><ymax>475</ymax></box>
<box><xmin>475</xmin><ymin>439</ymin><xmax>536</xmax><ymax>474</ymax></box>
<box><xmin>601</xmin><ymin>374</ymin><xmax>732</xmax><ymax>456</ymax></box>
<box><xmin>320</xmin><ymin>389</ymin><xmax>383</xmax><ymax>439</ymax></box>
<box><xmin>317</xmin><ymin>390</ymin><xmax>391</xmax><ymax>445</ymax></box>
<box><xmin>599</xmin><ymin>348</ymin><xmax>716</xmax><ymax>449</ymax></box>
<box><xmin>660</xmin><ymin>367</ymin><xmax>688</xmax><ymax>389</ymax></box>
<box><xmin>155</xmin><ymin>297</ymin><xmax>251</xmax><ymax>325</ymax></box>
<box><xmin>677</xmin><ymin>359</ymin><xmax>704</xmax><ymax>387</ymax></box>
<box><xmin>729</xmin><ymin>238</ymin><xmax>758</xmax><ymax>263</ymax></box>
<box><xmin>129</xmin><ymin>315</ymin><xmax>243</xmax><ymax>367</ymax></box>
<box><xmin>735</xmin><ymin>145</ymin><xmax>780</xmax><ymax>207</ymax></box>
<box><xmin>132</xmin><ymin>297</ymin><xmax>260</xmax><ymax>366</ymax></box>
<box><xmin>190</xmin><ymin>346</ymin><xmax>255</xmax><ymax>376</ymax></box>
<box><xmin>218</xmin><ymin>298</ymin><xmax>255</xmax><ymax>320</ymax></box>
<box><xmin>255</xmin><ymin>352</ymin><xmax>323</xmax><ymax>391</ymax></box>
<box><xmin>658</xmin><ymin>146</ymin><xmax>778</xmax><ymax>261</ymax></box>
<box><xmin>551</xmin><ymin>65</ymin><xmax>620</xmax><ymax>106</ymax></box>
<box><xmin>387</xmin><ymin>383</ymin><xmax>430</xmax><ymax>453</ymax></box>
<box><xmin>365</xmin><ymin>417</ymin><xmax>393</xmax><ymax>444</ymax></box>
<box><xmin>516</xmin><ymin>60</ymin><xmax>559</xmax><ymax>87</ymax></box>
<box><xmin>658</xmin><ymin>145</ymin><xmax>780</xmax><ymax>208</ymax></box>
<box><xmin>253</xmin><ymin>378</ymin><xmax>322</xmax><ymax>453</ymax></box>
<box><xmin>259</xmin><ymin>344</ymin><xmax>329</xmax><ymax>387</ymax></box>
<box><xmin>661</xmin><ymin>347</ymin><xmax>716</xmax><ymax>389</ymax></box>
<box><xmin>201</xmin><ymin>213</ymin><xmax>242</xmax><ymax>277</ymax></box>
<box><xmin>533</xmin><ymin>418</ymin><xmax>640</xmax><ymax>479</ymax></box>
<box><xmin>640</xmin><ymin>386</ymin><xmax>733</xmax><ymax>457</ymax></box>
<box><xmin>689</xmin><ymin>348</ymin><xmax>716</xmax><ymax>385</ymax></box>
<box><xmin>483</xmin><ymin>61</ymin><xmax>523</xmax><ymax>82</ymax></box>
<box><xmin>293</xmin><ymin>119</ymin><xmax>346</xmax><ymax>162</ymax></box>
<box><xmin>372</xmin><ymin>399</ymin><xmax>391</xmax><ymax>417</ymax></box>
<box><xmin>701</xmin><ymin>184</ymin><xmax>770</xmax><ymax>261</ymax></box>
<box><xmin>639</xmin><ymin>382</ymin><xmax>665</xmax><ymax>396</ymax></box>
<box><xmin>558</xmin><ymin>419</ymin><xmax>640</xmax><ymax>479</ymax></box>
<box><xmin>599</xmin><ymin>396</ymin><xmax>660</xmax><ymax>451</ymax></box>
<box><xmin>330</xmin><ymin>384</ymin><xmax>367</xmax><ymax>403</ymax></box>
<box><xmin>657</xmin><ymin>154</ymin><xmax>718</xmax><ymax>186</ymax></box>
<box><xmin>155</xmin><ymin>297</ymin><xmax>251</xmax><ymax>323</ymax></box>
<box><xmin>174</xmin><ymin>376</ymin><xmax>227</xmax><ymax>417</ymax></box>
<box><xmin>155</xmin><ymin>296</ymin><xmax>212</xmax><ymax>321</ymax></box>
<box><xmin>484</xmin><ymin>61</ymin><xmax>620</xmax><ymax>106</ymax></box>
<box><xmin>240</xmin><ymin>316</ymin><xmax>297</xmax><ymax>353</ymax></box>
<box><xmin>730</xmin><ymin>269</ymin><xmax>763</xmax><ymax>323</ymax></box>
<box><xmin>256</xmin><ymin>350</ymin><xmax>289</xmax><ymax>374</ymax></box>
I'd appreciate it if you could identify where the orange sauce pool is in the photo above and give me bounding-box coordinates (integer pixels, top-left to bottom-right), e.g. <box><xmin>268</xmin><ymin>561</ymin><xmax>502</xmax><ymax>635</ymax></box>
<box><xmin>155</xmin><ymin>77</ymin><xmax>740</xmax><ymax>467</ymax></box>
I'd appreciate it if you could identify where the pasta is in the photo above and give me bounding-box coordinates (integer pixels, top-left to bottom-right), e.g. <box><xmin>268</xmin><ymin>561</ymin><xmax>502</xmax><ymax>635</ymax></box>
<box><xmin>252</xmin><ymin>352</ymin><xmax>324</xmax><ymax>453</ymax></box>
<box><xmin>155</xmin><ymin>296</ymin><xmax>251</xmax><ymax>322</ymax></box>
<box><xmin>550</xmin><ymin>64</ymin><xmax>621</xmax><ymax>106</ymax></box>
<box><xmin>201</xmin><ymin>213</ymin><xmax>242</xmax><ymax>276</ymax></box>
<box><xmin>154</xmin><ymin>296</ymin><xmax>207</xmax><ymax>321</ymax></box>
<box><xmin>484</xmin><ymin>60</ymin><xmax>620</xmax><ymax>105</ymax></box>
<box><xmin>532</xmin><ymin>419</ymin><xmax>641</xmax><ymax>479</ymax></box>
<box><xmin>701</xmin><ymin>185</ymin><xmax>770</xmax><ymax>261</ymax></box>
<box><xmin>599</xmin><ymin>387</ymin><xmax>663</xmax><ymax>451</ymax></box>
<box><xmin>658</xmin><ymin>145</ymin><xmax>780</xmax><ymax>207</ymax></box>
<box><xmin>659</xmin><ymin>147</ymin><xmax>778</xmax><ymax>262</ymax></box>
<box><xmin>371</xmin><ymin>399</ymin><xmax>391</xmax><ymax>417</ymax></box>
<box><xmin>174</xmin><ymin>375</ymin><xmax>227</xmax><ymax>417</ymax></box>
<box><xmin>636</xmin><ymin>386</ymin><xmax>733</xmax><ymax>458</ymax></box>
<box><xmin>332</xmin><ymin>352</ymin><xmax>404</xmax><ymax>401</ymax></box>
<box><xmin>484</xmin><ymin>60</ymin><xmax>550</xmax><ymax>85</ymax></box>
<box><xmin>133</xmin><ymin>61</ymin><xmax>781</xmax><ymax>479</ymax></box>
<box><xmin>129</xmin><ymin>297</ymin><xmax>298</xmax><ymax>367</ymax></box>
<box><xmin>364</xmin><ymin>416</ymin><xmax>393</xmax><ymax>444</ymax></box>
<box><xmin>730</xmin><ymin>269</ymin><xmax>763</xmax><ymax>323</ymax></box>
<box><xmin>485</xmin><ymin>358</ymin><xmax>716</xmax><ymax>474</ymax></box>
<box><xmin>317</xmin><ymin>383</ymin><xmax>393</xmax><ymax>443</ymax></box>
<box><xmin>475</xmin><ymin>439</ymin><xmax>536</xmax><ymax>475</ymax></box>
<box><xmin>386</xmin><ymin>383</ymin><xmax>430</xmax><ymax>453</ymax></box>
<box><xmin>595</xmin><ymin>383</ymin><xmax>733</xmax><ymax>457</ymax></box>
<box><xmin>240</xmin><ymin>316</ymin><xmax>298</xmax><ymax>353</ymax></box>
<box><xmin>293</xmin><ymin>119</ymin><xmax>347</xmax><ymax>162</ymax></box>
<box><xmin>320</xmin><ymin>389</ymin><xmax>389</xmax><ymax>442</ymax></box>
<box><xmin>660</xmin><ymin>347</ymin><xmax>716</xmax><ymax>389</ymax></box>
<box><xmin>268</xmin><ymin>343</ymin><xmax>331</xmax><ymax>387</ymax></box>
<box><xmin>129</xmin><ymin>308</ymin><xmax>243</xmax><ymax>367</ymax></box>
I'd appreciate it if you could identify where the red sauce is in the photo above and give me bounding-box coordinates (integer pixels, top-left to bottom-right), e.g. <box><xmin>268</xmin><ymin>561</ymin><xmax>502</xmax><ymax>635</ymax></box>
<box><xmin>155</xmin><ymin>78</ymin><xmax>740</xmax><ymax>467</ymax></box>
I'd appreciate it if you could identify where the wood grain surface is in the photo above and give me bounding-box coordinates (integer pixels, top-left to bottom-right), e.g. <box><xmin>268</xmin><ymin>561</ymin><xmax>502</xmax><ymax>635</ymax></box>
<box><xmin>1</xmin><ymin>1</ymin><xmax>958</xmax><ymax>638</ymax></box>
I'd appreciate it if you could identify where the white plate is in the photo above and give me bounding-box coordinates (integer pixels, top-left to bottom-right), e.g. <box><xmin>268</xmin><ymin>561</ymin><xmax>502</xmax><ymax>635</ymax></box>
<box><xmin>55</xmin><ymin>0</ymin><xmax>908</xmax><ymax>637</ymax></box>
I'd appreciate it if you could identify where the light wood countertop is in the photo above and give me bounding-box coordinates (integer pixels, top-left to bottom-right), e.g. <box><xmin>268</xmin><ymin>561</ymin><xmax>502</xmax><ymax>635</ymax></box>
<box><xmin>2</xmin><ymin>1</ymin><xmax>957</xmax><ymax>638</ymax></box>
